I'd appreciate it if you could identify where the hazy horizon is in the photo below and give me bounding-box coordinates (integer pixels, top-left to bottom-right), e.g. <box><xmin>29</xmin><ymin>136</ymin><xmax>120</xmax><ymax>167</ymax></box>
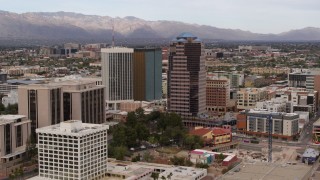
<box><xmin>1</xmin><ymin>0</ymin><xmax>319</xmax><ymax>34</ymax></box>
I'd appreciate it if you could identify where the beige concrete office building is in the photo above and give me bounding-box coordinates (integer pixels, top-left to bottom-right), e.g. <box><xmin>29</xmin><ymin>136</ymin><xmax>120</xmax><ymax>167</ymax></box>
<box><xmin>0</xmin><ymin>115</ymin><xmax>31</xmax><ymax>163</ymax></box>
<box><xmin>18</xmin><ymin>84</ymin><xmax>63</xmax><ymax>136</ymax></box>
<box><xmin>18</xmin><ymin>80</ymin><xmax>105</xmax><ymax>136</ymax></box>
<box><xmin>59</xmin><ymin>80</ymin><xmax>105</xmax><ymax>124</ymax></box>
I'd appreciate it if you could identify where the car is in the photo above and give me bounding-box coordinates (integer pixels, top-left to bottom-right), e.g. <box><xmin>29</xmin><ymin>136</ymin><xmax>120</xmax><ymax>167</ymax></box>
<box><xmin>140</xmin><ymin>145</ymin><xmax>146</xmax><ymax>149</ymax></box>
<box><xmin>130</xmin><ymin>148</ymin><xmax>135</xmax><ymax>151</ymax></box>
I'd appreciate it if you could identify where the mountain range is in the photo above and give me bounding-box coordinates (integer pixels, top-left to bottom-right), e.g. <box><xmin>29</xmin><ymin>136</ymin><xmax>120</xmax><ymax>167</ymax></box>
<box><xmin>0</xmin><ymin>10</ymin><xmax>320</xmax><ymax>42</ymax></box>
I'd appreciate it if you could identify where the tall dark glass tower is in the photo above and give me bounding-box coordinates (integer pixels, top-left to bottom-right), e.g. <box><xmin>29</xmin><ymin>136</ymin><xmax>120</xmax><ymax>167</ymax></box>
<box><xmin>167</xmin><ymin>33</ymin><xmax>206</xmax><ymax>117</ymax></box>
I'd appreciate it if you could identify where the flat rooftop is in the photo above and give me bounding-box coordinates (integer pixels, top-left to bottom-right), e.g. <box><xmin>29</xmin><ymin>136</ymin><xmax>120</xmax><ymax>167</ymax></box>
<box><xmin>36</xmin><ymin>120</ymin><xmax>109</xmax><ymax>136</ymax></box>
<box><xmin>219</xmin><ymin>162</ymin><xmax>311</xmax><ymax>180</ymax></box>
<box><xmin>107</xmin><ymin>159</ymin><xmax>207</xmax><ymax>180</ymax></box>
<box><xmin>0</xmin><ymin>115</ymin><xmax>26</xmax><ymax>125</ymax></box>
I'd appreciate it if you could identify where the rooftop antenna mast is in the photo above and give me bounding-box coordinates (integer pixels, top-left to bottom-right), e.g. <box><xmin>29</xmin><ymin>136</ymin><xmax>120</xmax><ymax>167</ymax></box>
<box><xmin>112</xmin><ymin>19</ymin><xmax>115</xmax><ymax>47</ymax></box>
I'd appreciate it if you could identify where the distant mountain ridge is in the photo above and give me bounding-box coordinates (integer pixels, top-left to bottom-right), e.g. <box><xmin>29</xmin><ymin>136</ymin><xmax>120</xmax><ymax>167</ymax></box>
<box><xmin>0</xmin><ymin>10</ymin><xmax>320</xmax><ymax>41</ymax></box>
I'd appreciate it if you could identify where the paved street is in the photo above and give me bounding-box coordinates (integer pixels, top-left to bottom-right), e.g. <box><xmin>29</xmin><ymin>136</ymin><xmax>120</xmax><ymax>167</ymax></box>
<box><xmin>299</xmin><ymin>109</ymin><xmax>320</xmax><ymax>145</ymax></box>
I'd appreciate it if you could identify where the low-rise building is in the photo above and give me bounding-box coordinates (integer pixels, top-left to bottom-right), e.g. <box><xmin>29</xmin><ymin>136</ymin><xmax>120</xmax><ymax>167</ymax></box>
<box><xmin>189</xmin><ymin>149</ymin><xmax>237</xmax><ymax>167</ymax></box>
<box><xmin>106</xmin><ymin>159</ymin><xmax>207</xmax><ymax>180</ymax></box>
<box><xmin>237</xmin><ymin>109</ymin><xmax>299</xmax><ymax>140</ymax></box>
<box><xmin>237</xmin><ymin>88</ymin><xmax>268</xmax><ymax>110</ymax></box>
<box><xmin>189</xmin><ymin>127</ymin><xmax>232</xmax><ymax>146</ymax></box>
<box><xmin>255</xmin><ymin>98</ymin><xmax>287</xmax><ymax>112</ymax></box>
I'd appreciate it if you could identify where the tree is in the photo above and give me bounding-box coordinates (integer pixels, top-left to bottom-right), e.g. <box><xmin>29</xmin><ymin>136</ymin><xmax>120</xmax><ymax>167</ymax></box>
<box><xmin>167</xmin><ymin>172</ymin><xmax>173</xmax><ymax>180</ymax></box>
<box><xmin>112</xmin><ymin>125</ymin><xmax>127</xmax><ymax>147</ymax></box>
<box><xmin>135</xmin><ymin>107</ymin><xmax>145</xmax><ymax>122</ymax></box>
<box><xmin>126</xmin><ymin>112</ymin><xmax>137</xmax><ymax>127</ymax></box>
<box><xmin>183</xmin><ymin>135</ymin><xmax>195</xmax><ymax>150</ymax></box>
<box><xmin>148</xmin><ymin>136</ymin><xmax>158</xmax><ymax>145</ymax></box>
<box><xmin>170</xmin><ymin>156</ymin><xmax>185</xmax><ymax>166</ymax></box>
<box><xmin>151</xmin><ymin>172</ymin><xmax>159</xmax><ymax>180</ymax></box>
<box><xmin>125</xmin><ymin>127</ymin><xmax>138</xmax><ymax>148</ymax></box>
<box><xmin>136</xmin><ymin>123</ymin><xmax>150</xmax><ymax>142</ymax></box>
<box><xmin>5</xmin><ymin>103</ymin><xmax>18</xmax><ymax>114</ymax></box>
<box><xmin>196</xmin><ymin>163</ymin><xmax>209</xmax><ymax>169</ymax></box>
<box><xmin>112</xmin><ymin>146</ymin><xmax>127</xmax><ymax>160</ymax></box>
<box><xmin>0</xmin><ymin>102</ymin><xmax>5</xmax><ymax>112</ymax></box>
<box><xmin>161</xmin><ymin>176</ymin><xmax>166</xmax><ymax>180</ymax></box>
<box><xmin>25</xmin><ymin>135</ymin><xmax>37</xmax><ymax>160</ymax></box>
<box><xmin>143</xmin><ymin>151</ymin><xmax>154</xmax><ymax>162</ymax></box>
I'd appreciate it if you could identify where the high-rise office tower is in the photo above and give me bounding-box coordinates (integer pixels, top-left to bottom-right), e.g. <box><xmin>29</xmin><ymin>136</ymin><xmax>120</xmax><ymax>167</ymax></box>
<box><xmin>18</xmin><ymin>80</ymin><xmax>105</xmax><ymax>137</ymax></box>
<box><xmin>168</xmin><ymin>33</ymin><xmax>206</xmax><ymax>117</ymax></box>
<box><xmin>101</xmin><ymin>47</ymin><xmax>134</xmax><ymax>110</ymax></box>
<box><xmin>60</xmin><ymin>80</ymin><xmax>105</xmax><ymax>124</ymax></box>
<box><xmin>18</xmin><ymin>84</ymin><xmax>63</xmax><ymax>136</ymax></box>
<box><xmin>133</xmin><ymin>48</ymin><xmax>162</xmax><ymax>101</ymax></box>
<box><xmin>36</xmin><ymin>120</ymin><xmax>109</xmax><ymax>180</ymax></box>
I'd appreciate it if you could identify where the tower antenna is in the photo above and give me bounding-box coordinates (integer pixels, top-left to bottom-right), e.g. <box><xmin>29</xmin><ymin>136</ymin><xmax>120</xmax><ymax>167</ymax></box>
<box><xmin>112</xmin><ymin>19</ymin><xmax>115</xmax><ymax>47</ymax></box>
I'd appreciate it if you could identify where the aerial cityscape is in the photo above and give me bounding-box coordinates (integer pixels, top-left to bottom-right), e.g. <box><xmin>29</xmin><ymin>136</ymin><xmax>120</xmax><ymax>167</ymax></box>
<box><xmin>1</xmin><ymin>1</ymin><xmax>320</xmax><ymax>180</ymax></box>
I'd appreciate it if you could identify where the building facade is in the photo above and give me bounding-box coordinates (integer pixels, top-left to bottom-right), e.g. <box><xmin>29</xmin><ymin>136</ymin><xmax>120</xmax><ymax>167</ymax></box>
<box><xmin>36</xmin><ymin>120</ymin><xmax>109</xmax><ymax>180</ymax></box>
<box><xmin>60</xmin><ymin>80</ymin><xmax>105</xmax><ymax>124</ymax></box>
<box><xmin>133</xmin><ymin>48</ymin><xmax>162</xmax><ymax>101</ymax></box>
<box><xmin>239</xmin><ymin>110</ymin><xmax>299</xmax><ymax>140</ymax></box>
<box><xmin>237</xmin><ymin>88</ymin><xmax>268</xmax><ymax>110</ymax></box>
<box><xmin>0</xmin><ymin>115</ymin><xmax>31</xmax><ymax>164</ymax></box>
<box><xmin>206</xmin><ymin>76</ymin><xmax>230</xmax><ymax>117</ymax></box>
<box><xmin>167</xmin><ymin>32</ymin><xmax>206</xmax><ymax>117</ymax></box>
<box><xmin>313</xmin><ymin>118</ymin><xmax>320</xmax><ymax>144</ymax></box>
<box><xmin>18</xmin><ymin>84</ymin><xmax>63</xmax><ymax>136</ymax></box>
<box><xmin>101</xmin><ymin>47</ymin><xmax>134</xmax><ymax>110</ymax></box>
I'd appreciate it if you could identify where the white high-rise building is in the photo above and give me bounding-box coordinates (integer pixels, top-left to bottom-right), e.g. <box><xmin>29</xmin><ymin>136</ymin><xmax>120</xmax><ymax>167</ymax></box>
<box><xmin>35</xmin><ymin>120</ymin><xmax>109</xmax><ymax>180</ymax></box>
<box><xmin>101</xmin><ymin>47</ymin><xmax>134</xmax><ymax>110</ymax></box>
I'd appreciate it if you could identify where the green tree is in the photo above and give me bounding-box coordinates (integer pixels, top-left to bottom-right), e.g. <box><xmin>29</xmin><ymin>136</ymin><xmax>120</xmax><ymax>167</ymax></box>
<box><xmin>135</xmin><ymin>107</ymin><xmax>145</xmax><ymax>122</ymax></box>
<box><xmin>136</xmin><ymin>123</ymin><xmax>150</xmax><ymax>142</ymax></box>
<box><xmin>151</xmin><ymin>172</ymin><xmax>159</xmax><ymax>180</ymax></box>
<box><xmin>183</xmin><ymin>135</ymin><xmax>195</xmax><ymax>150</ymax></box>
<box><xmin>25</xmin><ymin>135</ymin><xmax>37</xmax><ymax>160</ymax></box>
<box><xmin>196</xmin><ymin>163</ymin><xmax>209</xmax><ymax>169</ymax></box>
<box><xmin>0</xmin><ymin>103</ymin><xmax>5</xmax><ymax>113</ymax></box>
<box><xmin>143</xmin><ymin>151</ymin><xmax>154</xmax><ymax>162</ymax></box>
<box><xmin>126</xmin><ymin>112</ymin><xmax>137</xmax><ymax>127</ymax></box>
<box><xmin>161</xmin><ymin>175</ymin><xmax>166</xmax><ymax>180</ymax></box>
<box><xmin>5</xmin><ymin>103</ymin><xmax>18</xmax><ymax>114</ymax></box>
<box><xmin>125</xmin><ymin>127</ymin><xmax>138</xmax><ymax>148</ymax></box>
<box><xmin>167</xmin><ymin>172</ymin><xmax>173</xmax><ymax>180</ymax></box>
<box><xmin>113</xmin><ymin>146</ymin><xmax>127</xmax><ymax>160</ymax></box>
<box><xmin>112</xmin><ymin>125</ymin><xmax>127</xmax><ymax>146</ymax></box>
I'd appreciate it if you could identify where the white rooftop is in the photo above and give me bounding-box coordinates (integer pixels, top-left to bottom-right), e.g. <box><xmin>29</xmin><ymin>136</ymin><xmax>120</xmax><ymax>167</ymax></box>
<box><xmin>0</xmin><ymin>115</ymin><xmax>26</xmax><ymax>125</ymax></box>
<box><xmin>36</xmin><ymin>120</ymin><xmax>109</xmax><ymax>136</ymax></box>
<box><xmin>107</xmin><ymin>159</ymin><xmax>207</xmax><ymax>180</ymax></box>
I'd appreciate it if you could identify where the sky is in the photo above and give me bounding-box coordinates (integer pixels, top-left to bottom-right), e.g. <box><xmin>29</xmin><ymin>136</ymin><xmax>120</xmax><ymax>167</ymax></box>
<box><xmin>0</xmin><ymin>0</ymin><xmax>319</xmax><ymax>34</ymax></box>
